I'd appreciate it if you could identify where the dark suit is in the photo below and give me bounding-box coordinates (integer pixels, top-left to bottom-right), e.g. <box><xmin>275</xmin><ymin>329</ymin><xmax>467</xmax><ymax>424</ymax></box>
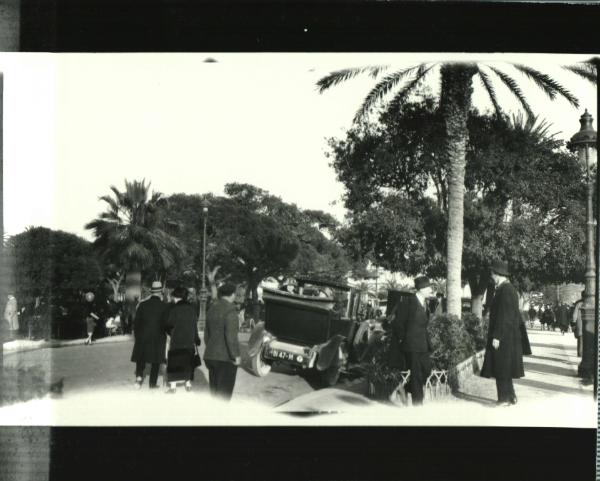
<box><xmin>389</xmin><ymin>294</ymin><xmax>431</xmax><ymax>405</ymax></box>
<box><xmin>204</xmin><ymin>298</ymin><xmax>241</xmax><ymax>400</ymax></box>
<box><xmin>481</xmin><ymin>281</ymin><xmax>524</xmax><ymax>403</ymax></box>
<box><xmin>130</xmin><ymin>295</ymin><xmax>169</xmax><ymax>387</ymax></box>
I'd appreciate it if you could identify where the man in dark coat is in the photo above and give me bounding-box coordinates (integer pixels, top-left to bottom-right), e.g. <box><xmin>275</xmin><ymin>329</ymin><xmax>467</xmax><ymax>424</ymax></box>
<box><xmin>204</xmin><ymin>283</ymin><xmax>241</xmax><ymax>401</ymax></box>
<box><xmin>481</xmin><ymin>260</ymin><xmax>524</xmax><ymax>406</ymax></box>
<box><xmin>131</xmin><ymin>281</ymin><xmax>169</xmax><ymax>389</ymax></box>
<box><xmin>389</xmin><ymin>276</ymin><xmax>433</xmax><ymax>406</ymax></box>
<box><xmin>556</xmin><ymin>303</ymin><xmax>569</xmax><ymax>334</ymax></box>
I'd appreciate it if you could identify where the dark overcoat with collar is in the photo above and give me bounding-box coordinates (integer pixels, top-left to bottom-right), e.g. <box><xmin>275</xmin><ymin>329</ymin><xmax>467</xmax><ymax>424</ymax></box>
<box><xmin>388</xmin><ymin>294</ymin><xmax>431</xmax><ymax>368</ymax></box>
<box><xmin>481</xmin><ymin>281</ymin><xmax>524</xmax><ymax>379</ymax></box>
<box><xmin>203</xmin><ymin>298</ymin><xmax>240</xmax><ymax>363</ymax></box>
<box><xmin>165</xmin><ymin>300</ymin><xmax>201</xmax><ymax>351</ymax></box>
<box><xmin>130</xmin><ymin>295</ymin><xmax>169</xmax><ymax>364</ymax></box>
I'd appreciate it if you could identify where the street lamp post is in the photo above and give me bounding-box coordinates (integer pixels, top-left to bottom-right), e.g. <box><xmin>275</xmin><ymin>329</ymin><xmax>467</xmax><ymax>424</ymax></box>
<box><xmin>570</xmin><ymin>109</ymin><xmax>597</xmax><ymax>391</ymax></box>
<box><xmin>198</xmin><ymin>200</ymin><xmax>209</xmax><ymax>329</ymax></box>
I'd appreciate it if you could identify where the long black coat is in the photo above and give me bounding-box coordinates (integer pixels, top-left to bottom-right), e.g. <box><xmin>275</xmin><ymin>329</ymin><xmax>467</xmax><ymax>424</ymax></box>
<box><xmin>165</xmin><ymin>300</ymin><xmax>200</xmax><ymax>351</ymax></box>
<box><xmin>388</xmin><ymin>295</ymin><xmax>431</xmax><ymax>368</ymax></box>
<box><xmin>481</xmin><ymin>282</ymin><xmax>524</xmax><ymax>380</ymax></box>
<box><xmin>130</xmin><ymin>296</ymin><xmax>169</xmax><ymax>364</ymax></box>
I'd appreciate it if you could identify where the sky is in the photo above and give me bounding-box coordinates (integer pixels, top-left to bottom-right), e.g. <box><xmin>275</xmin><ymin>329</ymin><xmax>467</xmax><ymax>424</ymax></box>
<box><xmin>1</xmin><ymin>53</ymin><xmax>597</xmax><ymax>242</ymax></box>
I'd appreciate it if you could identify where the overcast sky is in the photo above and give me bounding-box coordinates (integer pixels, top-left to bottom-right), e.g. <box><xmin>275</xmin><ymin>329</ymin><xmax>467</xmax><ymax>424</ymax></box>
<box><xmin>1</xmin><ymin>53</ymin><xmax>597</xmax><ymax>242</ymax></box>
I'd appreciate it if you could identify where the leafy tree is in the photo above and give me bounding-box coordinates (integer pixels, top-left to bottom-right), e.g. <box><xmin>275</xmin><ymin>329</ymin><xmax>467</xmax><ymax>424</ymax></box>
<box><xmin>165</xmin><ymin>184</ymin><xmax>354</xmax><ymax>319</ymax></box>
<box><xmin>329</xmin><ymin>97</ymin><xmax>587</xmax><ymax>318</ymax></box>
<box><xmin>5</xmin><ymin>226</ymin><xmax>102</xmax><ymax>305</ymax></box>
<box><xmin>85</xmin><ymin>180</ymin><xmax>183</xmax><ymax>300</ymax></box>
<box><xmin>318</xmin><ymin>61</ymin><xmax>580</xmax><ymax>316</ymax></box>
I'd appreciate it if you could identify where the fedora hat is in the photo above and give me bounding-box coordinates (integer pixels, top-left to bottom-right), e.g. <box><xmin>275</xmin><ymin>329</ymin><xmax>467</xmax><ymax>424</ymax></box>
<box><xmin>490</xmin><ymin>260</ymin><xmax>509</xmax><ymax>277</ymax></box>
<box><xmin>150</xmin><ymin>281</ymin><xmax>163</xmax><ymax>293</ymax></box>
<box><xmin>414</xmin><ymin>276</ymin><xmax>431</xmax><ymax>291</ymax></box>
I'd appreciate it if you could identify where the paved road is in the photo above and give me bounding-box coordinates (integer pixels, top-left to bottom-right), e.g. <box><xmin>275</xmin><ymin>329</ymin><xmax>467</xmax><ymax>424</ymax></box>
<box><xmin>1</xmin><ymin>327</ymin><xmax>594</xmax><ymax>427</ymax></box>
<box><xmin>2</xmin><ymin>332</ymin><xmax>363</xmax><ymax>408</ymax></box>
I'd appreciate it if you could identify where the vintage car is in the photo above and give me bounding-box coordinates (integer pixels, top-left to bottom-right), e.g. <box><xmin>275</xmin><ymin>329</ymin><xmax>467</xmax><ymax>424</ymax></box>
<box><xmin>247</xmin><ymin>277</ymin><xmax>377</xmax><ymax>386</ymax></box>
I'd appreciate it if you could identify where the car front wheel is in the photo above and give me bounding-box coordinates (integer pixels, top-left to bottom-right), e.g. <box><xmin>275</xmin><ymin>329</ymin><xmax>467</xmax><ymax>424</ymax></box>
<box><xmin>250</xmin><ymin>348</ymin><xmax>272</xmax><ymax>377</ymax></box>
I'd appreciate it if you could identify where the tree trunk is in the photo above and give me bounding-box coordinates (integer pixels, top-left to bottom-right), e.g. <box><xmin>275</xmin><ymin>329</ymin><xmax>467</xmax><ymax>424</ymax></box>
<box><xmin>125</xmin><ymin>271</ymin><xmax>142</xmax><ymax>302</ymax></box>
<box><xmin>249</xmin><ymin>275</ymin><xmax>261</xmax><ymax>323</ymax></box>
<box><xmin>440</xmin><ymin>63</ymin><xmax>476</xmax><ymax>318</ymax></box>
<box><xmin>468</xmin><ymin>273</ymin><xmax>488</xmax><ymax>320</ymax></box>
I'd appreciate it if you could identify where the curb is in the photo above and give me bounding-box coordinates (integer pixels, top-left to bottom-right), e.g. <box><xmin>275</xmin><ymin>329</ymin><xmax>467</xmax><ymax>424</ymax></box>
<box><xmin>2</xmin><ymin>334</ymin><xmax>134</xmax><ymax>354</ymax></box>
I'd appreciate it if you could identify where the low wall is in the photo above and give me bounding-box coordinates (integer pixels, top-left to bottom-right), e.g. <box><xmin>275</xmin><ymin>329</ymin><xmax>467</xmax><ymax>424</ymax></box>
<box><xmin>452</xmin><ymin>349</ymin><xmax>486</xmax><ymax>388</ymax></box>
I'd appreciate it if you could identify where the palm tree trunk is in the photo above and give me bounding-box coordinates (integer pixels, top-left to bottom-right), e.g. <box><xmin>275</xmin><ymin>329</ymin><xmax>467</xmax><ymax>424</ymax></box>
<box><xmin>468</xmin><ymin>273</ymin><xmax>488</xmax><ymax>320</ymax></box>
<box><xmin>125</xmin><ymin>271</ymin><xmax>142</xmax><ymax>302</ymax></box>
<box><xmin>440</xmin><ymin>64</ymin><xmax>476</xmax><ymax>317</ymax></box>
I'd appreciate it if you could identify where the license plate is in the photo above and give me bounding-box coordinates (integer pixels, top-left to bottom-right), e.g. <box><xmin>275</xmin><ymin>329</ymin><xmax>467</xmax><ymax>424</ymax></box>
<box><xmin>266</xmin><ymin>348</ymin><xmax>296</xmax><ymax>362</ymax></box>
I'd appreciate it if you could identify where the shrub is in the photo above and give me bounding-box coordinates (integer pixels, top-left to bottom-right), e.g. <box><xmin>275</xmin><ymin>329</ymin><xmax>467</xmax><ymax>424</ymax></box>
<box><xmin>429</xmin><ymin>313</ymin><xmax>476</xmax><ymax>372</ymax></box>
<box><xmin>363</xmin><ymin>334</ymin><xmax>407</xmax><ymax>398</ymax></box>
<box><xmin>462</xmin><ymin>312</ymin><xmax>487</xmax><ymax>351</ymax></box>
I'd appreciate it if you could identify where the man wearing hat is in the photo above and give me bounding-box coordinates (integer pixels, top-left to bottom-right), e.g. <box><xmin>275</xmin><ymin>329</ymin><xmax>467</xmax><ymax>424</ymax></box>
<box><xmin>390</xmin><ymin>275</ymin><xmax>434</xmax><ymax>405</ymax></box>
<box><xmin>480</xmin><ymin>260</ymin><xmax>525</xmax><ymax>406</ymax></box>
<box><xmin>204</xmin><ymin>282</ymin><xmax>241</xmax><ymax>400</ymax></box>
<box><xmin>130</xmin><ymin>281</ymin><xmax>169</xmax><ymax>389</ymax></box>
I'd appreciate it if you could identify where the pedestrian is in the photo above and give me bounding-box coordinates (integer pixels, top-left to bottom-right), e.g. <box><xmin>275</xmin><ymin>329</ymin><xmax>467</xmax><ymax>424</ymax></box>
<box><xmin>203</xmin><ymin>283</ymin><xmax>241</xmax><ymax>401</ymax></box>
<box><xmin>528</xmin><ymin>306</ymin><xmax>537</xmax><ymax>328</ymax></box>
<box><xmin>556</xmin><ymin>302</ymin><xmax>569</xmax><ymax>335</ymax></box>
<box><xmin>130</xmin><ymin>281</ymin><xmax>169</xmax><ymax>389</ymax></box>
<box><xmin>83</xmin><ymin>292</ymin><xmax>99</xmax><ymax>345</ymax></box>
<box><xmin>480</xmin><ymin>260</ymin><xmax>524</xmax><ymax>406</ymax></box>
<box><xmin>573</xmin><ymin>291</ymin><xmax>584</xmax><ymax>357</ymax></box>
<box><xmin>165</xmin><ymin>286</ymin><xmax>201</xmax><ymax>393</ymax></box>
<box><xmin>541</xmin><ymin>305</ymin><xmax>554</xmax><ymax>331</ymax></box>
<box><xmin>3</xmin><ymin>294</ymin><xmax>19</xmax><ymax>339</ymax></box>
<box><xmin>390</xmin><ymin>276</ymin><xmax>433</xmax><ymax>406</ymax></box>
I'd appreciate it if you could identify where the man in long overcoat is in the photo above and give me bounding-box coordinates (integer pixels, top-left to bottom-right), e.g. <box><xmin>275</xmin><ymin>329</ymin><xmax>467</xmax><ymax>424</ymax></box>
<box><xmin>204</xmin><ymin>283</ymin><xmax>241</xmax><ymax>401</ymax></box>
<box><xmin>131</xmin><ymin>281</ymin><xmax>169</xmax><ymax>389</ymax></box>
<box><xmin>481</xmin><ymin>260</ymin><xmax>524</xmax><ymax>406</ymax></box>
<box><xmin>389</xmin><ymin>276</ymin><xmax>433</xmax><ymax>406</ymax></box>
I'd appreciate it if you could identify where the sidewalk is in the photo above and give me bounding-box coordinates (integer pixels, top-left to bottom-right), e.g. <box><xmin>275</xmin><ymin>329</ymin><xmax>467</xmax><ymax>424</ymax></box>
<box><xmin>275</xmin><ymin>327</ymin><xmax>596</xmax><ymax>427</ymax></box>
<box><xmin>456</xmin><ymin>327</ymin><xmax>593</xmax><ymax>407</ymax></box>
<box><xmin>2</xmin><ymin>334</ymin><xmax>133</xmax><ymax>354</ymax></box>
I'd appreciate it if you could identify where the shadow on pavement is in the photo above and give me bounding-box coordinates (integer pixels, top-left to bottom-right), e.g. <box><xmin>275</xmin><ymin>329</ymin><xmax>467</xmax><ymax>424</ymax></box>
<box><xmin>514</xmin><ymin>377</ymin><xmax>589</xmax><ymax>396</ymax></box>
<box><xmin>523</xmin><ymin>361</ymin><xmax>577</xmax><ymax>378</ymax></box>
<box><xmin>530</xmin><ymin>342</ymin><xmax>575</xmax><ymax>351</ymax></box>
<box><xmin>452</xmin><ymin>391</ymin><xmax>496</xmax><ymax>407</ymax></box>
<box><xmin>529</xmin><ymin>354</ymin><xmax>579</xmax><ymax>365</ymax></box>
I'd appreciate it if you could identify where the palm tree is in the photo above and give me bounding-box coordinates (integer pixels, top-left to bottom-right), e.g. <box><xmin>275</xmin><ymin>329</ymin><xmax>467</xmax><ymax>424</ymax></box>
<box><xmin>318</xmin><ymin>60</ymin><xmax>580</xmax><ymax>316</ymax></box>
<box><xmin>85</xmin><ymin>179</ymin><xmax>183</xmax><ymax>301</ymax></box>
<box><xmin>563</xmin><ymin>57</ymin><xmax>598</xmax><ymax>85</ymax></box>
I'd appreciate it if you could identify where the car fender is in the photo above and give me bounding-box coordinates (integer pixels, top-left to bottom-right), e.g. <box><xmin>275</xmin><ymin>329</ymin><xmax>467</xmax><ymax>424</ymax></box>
<box><xmin>315</xmin><ymin>334</ymin><xmax>345</xmax><ymax>371</ymax></box>
<box><xmin>247</xmin><ymin>322</ymin><xmax>271</xmax><ymax>357</ymax></box>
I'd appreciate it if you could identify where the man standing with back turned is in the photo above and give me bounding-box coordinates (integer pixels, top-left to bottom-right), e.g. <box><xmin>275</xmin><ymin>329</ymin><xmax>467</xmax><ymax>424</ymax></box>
<box><xmin>204</xmin><ymin>283</ymin><xmax>241</xmax><ymax>401</ymax></box>
<box><xmin>392</xmin><ymin>276</ymin><xmax>433</xmax><ymax>406</ymax></box>
<box><xmin>480</xmin><ymin>260</ymin><xmax>524</xmax><ymax>406</ymax></box>
<box><xmin>130</xmin><ymin>281</ymin><xmax>169</xmax><ymax>389</ymax></box>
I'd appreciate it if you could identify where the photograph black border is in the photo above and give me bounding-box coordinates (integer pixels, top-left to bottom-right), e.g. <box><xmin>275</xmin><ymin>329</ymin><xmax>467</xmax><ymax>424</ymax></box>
<box><xmin>5</xmin><ymin>1</ymin><xmax>600</xmax><ymax>480</ymax></box>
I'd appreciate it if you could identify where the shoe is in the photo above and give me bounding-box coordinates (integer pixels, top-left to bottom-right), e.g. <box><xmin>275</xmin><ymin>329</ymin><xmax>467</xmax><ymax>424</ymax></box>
<box><xmin>165</xmin><ymin>387</ymin><xmax>176</xmax><ymax>394</ymax></box>
<box><xmin>509</xmin><ymin>395</ymin><xmax>517</xmax><ymax>405</ymax></box>
<box><xmin>134</xmin><ymin>377</ymin><xmax>143</xmax><ymax>389</ymax></box>
<box><xmin>185</xmin><ymin>381</ymin><xmax>192</xmax><ymax>392</ymax></box>
<box><xmin>496</xmin><ymin>401</ymin><xmax>511</xmax><ymax>407</ymax></box>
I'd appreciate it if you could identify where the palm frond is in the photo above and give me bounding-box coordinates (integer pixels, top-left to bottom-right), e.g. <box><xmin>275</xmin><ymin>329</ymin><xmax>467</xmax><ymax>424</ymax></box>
<box><xmin>514</xmin><ymin>64</ymin><xmax>579</xmax><ymax>108</ymax></box>
<box><xmin>386</xmin><ymin>64</ymin><xmax>436</xmax><ymax>115</ymax></box>
<box><xmin>354</xmin><ymin>65</ymin><xmax>423</xmax><ymax>123</ymax></box>
<box><xmin>316</xmin><ymin>65</ymin><xmax>390</xmax><ymax>93</ymax></box>
<box><xmin>487</xmin><ymin>65</ymin><xmax>535</xmax><ymax>119</ymax></box>
<box><xmin>477</xmin><ymin>68</ymin><xmax>503</xmax><ymax>118</ymax></box>
<box><xmin>563</xmin><ymin>58</ymin><xmax>598</xmax><ymax>84</ymax></box>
